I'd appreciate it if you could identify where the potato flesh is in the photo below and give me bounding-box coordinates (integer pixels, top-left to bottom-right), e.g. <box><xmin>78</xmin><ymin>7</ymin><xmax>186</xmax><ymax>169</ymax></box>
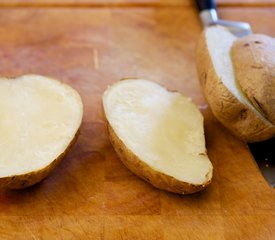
<box><xmin>0</xmin><ymin>75</ymin><xmax>82</xmax><ymax>177</ymax></box>
<box><xmin>206</xmin><ymin>26</ymin><xmax>271</xmax><ymax>125</ymax></box>
<box><xmin>206</xmin><ymin>27</ymin><xmax>238</xmax><ymax>99</ymax></box>
<box><xmin>103</xmin><ymin>80</ymin><xmax>212</xmax><ymax>185</ymax></box>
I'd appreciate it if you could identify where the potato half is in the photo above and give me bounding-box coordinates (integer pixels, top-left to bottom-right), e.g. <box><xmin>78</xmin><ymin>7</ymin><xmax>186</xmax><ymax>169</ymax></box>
<box><xmin>0</xmin><ymin>75</ymin><xmax>83</xmax><ymax>189</ymax></box>
<box><xmin>196</xmin><ymin>26</ymin><xmax>275</xmax><ymax>142</ymax></box>
<box><xmin>103</xmin><ymin>79</ymin><xmax>213</xmax><ymax>194</ymax></box>
<box><xmin>232</xmin><ymin>34</ymin><xmax>275</xmax><ymax>125</ymax></box>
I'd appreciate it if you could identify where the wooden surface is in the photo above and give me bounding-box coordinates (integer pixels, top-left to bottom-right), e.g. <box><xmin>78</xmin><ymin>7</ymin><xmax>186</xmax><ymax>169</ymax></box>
<box><xmin>0</xmin><ymin>2</ymin><xmax>274</xmax><ymax>240</ymax></box>
<box><xmin>0</xmin><ymin>0</ymin><xmax>274</xmax><ymax>7</ymax></box>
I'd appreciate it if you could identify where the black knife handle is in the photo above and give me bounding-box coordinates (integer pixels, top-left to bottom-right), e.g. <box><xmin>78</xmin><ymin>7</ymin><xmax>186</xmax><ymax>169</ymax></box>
<box><xmin>195</xmin><ymin>0</ymin><xmax>216</xmax><ymax>12</ymax></box>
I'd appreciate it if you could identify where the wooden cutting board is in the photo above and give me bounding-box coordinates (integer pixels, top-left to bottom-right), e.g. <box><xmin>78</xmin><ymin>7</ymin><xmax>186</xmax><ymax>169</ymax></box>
<box><xmin>0</xmin><ymin>0</ymin><xmax>275</xmax><ymax>7</ymax></box>
<box><xmin>0</xmin><ymin>3</ymin><xmax>274</xmax><ymax>239</ymax></box>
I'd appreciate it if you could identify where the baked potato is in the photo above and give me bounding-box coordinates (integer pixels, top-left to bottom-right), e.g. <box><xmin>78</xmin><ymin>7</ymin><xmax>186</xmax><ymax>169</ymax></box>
<box><xmin>0</xmin><ymin>75</ymin><xmax>83</xmax><ymax>189</ymax></box>
<box><xmin>196</xmin><ymin>26</ymin><xmax>275</xmax><ymax>142</ymax></box>
<box><xmin>103</xmin><ymin>79</ymin><xmax>213</xmax><ymax>194</ymax></box>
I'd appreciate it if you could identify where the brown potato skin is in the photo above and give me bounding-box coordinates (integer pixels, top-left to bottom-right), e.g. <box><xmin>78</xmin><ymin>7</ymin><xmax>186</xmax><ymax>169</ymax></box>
<box><xmin>107</xmin><ymin>124</ymin><xmax>211</xmax><ymax>195</ymax></box>
<box><xmin>0</xmin><ymin>130</ymin><xmax>80</xmax><ymax>189</ymax></box>
<box><xmin>232</xmin><ymin>34</ymin><xmax>275</xmax><ymax>125</ymax></box>
<box><xmin>196</xmin><ymin>30</ymin><xmax>275</xmax><ymax>142</ymax></box>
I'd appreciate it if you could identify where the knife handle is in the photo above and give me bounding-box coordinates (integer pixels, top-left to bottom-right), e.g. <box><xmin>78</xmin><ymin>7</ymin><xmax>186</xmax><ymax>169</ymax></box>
<box><xmin>195</xmin><ymin>0</ymin><xmax>216</xmax><ymax>12</ymax></box>
<box><xmin>195</xmin><ymin>0</ymin><xmax>218</xmax><ymax>27</ymax></box>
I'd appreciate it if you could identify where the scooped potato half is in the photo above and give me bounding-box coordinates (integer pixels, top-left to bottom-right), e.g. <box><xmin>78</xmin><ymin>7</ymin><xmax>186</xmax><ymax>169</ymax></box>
<box><xmin>0</xmin><ymin>75</ymin><xmax>83</xmax><ymax>189</ymax></box>
<box><xmin>103</xmin><ymin>79</ymin><xmax>213</xmax><ymax>194</ymax></box>
<box><xmin>196</xmin><ymin>26</ymin><xmax>275</xmax><ymax>142</ymax></box>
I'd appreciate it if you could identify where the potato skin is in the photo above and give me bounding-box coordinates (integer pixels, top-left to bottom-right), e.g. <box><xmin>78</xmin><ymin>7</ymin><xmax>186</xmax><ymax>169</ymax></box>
<box><xmin>231</xmin><ymin>34</ymin><xmax>275</xmax><ymax>125</ymax></box>
<box><xmin>196</xmin><ymin>30</ymin><xmax>275</xmax><ymax>142</ymax></box>
<box><xmin>0</xmin><ymin>130</ymin><xmax>80</xmax><ymax>189</ymax></box>
<box><xmin>107</xmin><ymin>124</ymin><xmax>211</xmax><ymax>195</ymax></box>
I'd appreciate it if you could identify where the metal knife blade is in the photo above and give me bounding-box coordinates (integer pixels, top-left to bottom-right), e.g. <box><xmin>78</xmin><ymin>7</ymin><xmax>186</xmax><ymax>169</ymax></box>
<box><xmin>249</xmin><ymin>139</ymin><xmax>275</xmax><ymax>187</ymax></box>
<box><xmin>195</xmin><ymin>0</ymin><xmax>275</xmax><ymax>187</ymax></box>
<box><xmin>196</xmin><ymin>0</ymin><xmax>252</xmax><ymax>37</ymax></box>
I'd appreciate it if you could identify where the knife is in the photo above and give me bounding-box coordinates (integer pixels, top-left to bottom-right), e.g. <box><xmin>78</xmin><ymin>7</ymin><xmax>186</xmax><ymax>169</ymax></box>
<box><xmin>195</xmin><ymin>0</ymin><xmax>275</xmax><ymax>187</ymax></box>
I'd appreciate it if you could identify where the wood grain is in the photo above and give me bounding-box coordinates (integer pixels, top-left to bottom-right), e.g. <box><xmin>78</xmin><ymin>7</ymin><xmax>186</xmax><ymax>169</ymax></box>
<box><xmin>218</xmin><ymin>0</ymin><xmax>275</xmax><ymax>6</ymax></box>
<box><xmin>0</xmin><ymin>0</ymin><xmax>274</xmax><ymax>8</ymax></box>
<box><xmin>0</xmin><ymin>0</ymin><xmax>190</xmax><ymax>7</ymax></box>
<box><xmin>0</xmin><ymin>5</ymin><xmax>274</xmax><ymax>240</ymax></box>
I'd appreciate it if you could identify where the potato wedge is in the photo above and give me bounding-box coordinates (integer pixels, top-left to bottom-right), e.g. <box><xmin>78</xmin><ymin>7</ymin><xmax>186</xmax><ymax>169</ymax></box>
<box><xmin>103</xmin><ymin>79</ymin><xmax>213</xmax><ymax>194</ymax></box>
<box><xmin>0</xmin><ymin>75</ymin><xmax>83</xmax><ymax>189</ymax></box>
<box><xmin>196</xmin><ymin>26</ymin><xmax>275</xmax><ymax>142</ymax></box>
<box><xmin>232</xmin><ymin>34</ymin><xmax>275</xmax><ymax>125</ymax></box>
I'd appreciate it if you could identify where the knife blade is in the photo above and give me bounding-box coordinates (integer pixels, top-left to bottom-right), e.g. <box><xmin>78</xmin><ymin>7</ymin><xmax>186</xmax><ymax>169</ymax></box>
<box><xmin>195</xmin><ymin>0</ymin><xmax>275</xmax><ymax>187</ymax></box>
<box><xmin>195</xmin><ymin>0</ymin><xmax>252</xmax><ymax>37</ymax></box>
